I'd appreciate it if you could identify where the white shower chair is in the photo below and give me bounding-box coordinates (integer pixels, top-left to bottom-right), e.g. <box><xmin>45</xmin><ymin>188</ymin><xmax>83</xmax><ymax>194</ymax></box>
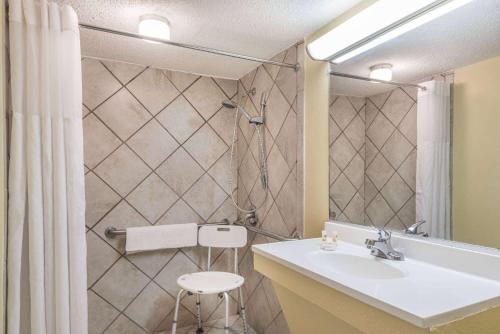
<box><xmin>171</xmin><ymin>224</ymin><xmax>249</xmax><ymax>334</ymax></box>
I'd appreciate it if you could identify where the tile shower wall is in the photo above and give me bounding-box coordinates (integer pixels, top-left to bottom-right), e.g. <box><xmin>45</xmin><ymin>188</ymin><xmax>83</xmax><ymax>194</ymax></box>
<box><xmin>236</xmin><ymin>43</ymin><xmax>303</xmax><ymax>334</ymax></box>
<box><xmin>82</xmin><ymin>58</ymin><xmax>241</xmax><ymax>333</ymax></box>
<box><xmin>329</xmin><ymin>87</ymin><xmax>417</xmax><ymax>229</ymax></box>
<box><xmin>329</xmin><ymin>95</ymin><xmax>366</xmax><ymax>224</ymax></box>
<box><xmin>365</xmin><ymin>88</ymin><xmax>417</xmax><ymax>229</ymax></box>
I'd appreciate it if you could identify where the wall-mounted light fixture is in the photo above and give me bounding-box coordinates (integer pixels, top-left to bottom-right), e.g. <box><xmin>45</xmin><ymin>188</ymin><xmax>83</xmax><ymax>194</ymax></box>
<box><xmin>307</xmin><ymin>0</ymin><xmax>473</xmax><ymax>63</ymax></box>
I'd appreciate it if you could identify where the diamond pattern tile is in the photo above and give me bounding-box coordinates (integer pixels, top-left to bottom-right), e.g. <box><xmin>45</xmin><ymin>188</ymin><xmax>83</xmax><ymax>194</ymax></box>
<box><xmin>127</xmin><ymin>68</ymin><xmax>180</xmax><ymax>115</ymax></box>
<box><xmin>82</xmin><ymin>58</ymin><xmax>121</xmax><ymax>110</ymax></box>
<box><xmin>331</xmin><ymin>174</ymin><xmax>356</xmax><ymax>210</ymax></box>
<box><xmin>155</xmin><ymin>251</ymin><xmax>200</xmax><ymax>296</ymax></box>
<box><xmin>84</xmin><ymin>172</ymin><xmax>120</xmax><ymax>228</ymax></box>
<box><xmin>183</xmin><ymin>77</ymin><xmax>227</xmax><ymax>120</ymax></box>
<box><xmin>165</xmin><ymin>71</ymin><xmax>200</xmax><ymax>93</ymax></box>
<box><xmin>156</xmin><ymin>95</ymin><xmax>204</xmax><ymax>144</ymax></box>
<box><xmin>381</xmin><ymin>130</ymin><xmax>413</xmax><ymax>169</ymax></box>
<box><xmin>366</xmin><ymin>112</ymin><xmax>394</xmax><ymax>149</ymax></box>
<box><xmin>124</xmin><ymin>282</ymin><xmax>176</xmax><ymax>332</ymax></box>
<box><xmin>105</xmin><ymin>314</ymin><xmax>146</xmax><ymax>334</ymax></box>
<box><xmin>128</xmin><ymin>119</ymin><xmax>178</xmax><ymax>168</ymax></box>
<box><xmin>275</xmin><ymin>111</ymin><xmax>297</xmax><ymax>169</ymax></box>
<box><xmin>184</xmin><ymin>124</ymin><xmax>228</xmax><ymax>170</ymax></box>
<box><xmin>93</xmin><ymin>201</ymin><xmax>150</xmax><ymax>253</ymax></box>
<box><xmin>88</xmin><ymin>290</ymin><xmax>119</xmax><ymax>334</ymax></box>
<box><xmin>157</xmin><ymin>199</ymin><xmax>203</xmax><ymax>226</ymax></box>
<box><xmin>94</xmin><ymin>88</ymin><xmax>152</xmax><ymax>140</ymax></box>
<box><xmin>93</xmin><ymin>257</ymin><xmax>150</xmax><ymax>311</ymax></box>
<box><xmin>331</xmin><ymin>96</ymin><xmax>356</xmax><ymax>130</ymax></box>
<box><xmin>381</xmin><ymin>88</ymin><xmax>414</xmax><ymax>126</ymax></box>
<box><xmin>183</xmin><ymin>174</ymin><xmax>228</xmax><ymax>220</ymax></box>
<box><xmin>102</xmin><ymin>60</ymin><xmax>146</xmax><ymax>85</ymax></box>
<box><xmin>84</xmin><ymin>47</ymin><xmax>299</xmax><ymax>333</ymax></box>
<box><xmin>250</xmin><ymin>67</ymin><xmax>274</xmax><ymax>108</ymax></box>
<box><xmin>126</xmin><ymin>174</ymin><xmax>178</xmax><ymax>223</ymax></box>
<box><xmin>208</xmin><ymin>107</ymin><xmax>235</xmax><ymax>146</ymax></box>
<box><xmin>86</xmin><ymin>231</ymin><xmax>120</xmax><ymax>287</ymax></box>
<box><xmin>157</xmin><ymin>148</ymin><xmax>204</xmax><ymax>196</ymax></box>
<box><xmin>366</xmin><ymin>193</ymin><xmax>394</xmax><ymax>227</ymax></box>
<box><xmin>329</xmin><ymin>87</ymin><xmax>417</xmax><ymax>230</ymax></box>
<box><xmin>94</xmin><ymin>145</ymin><xmax>151</xmax><ymax>196</ymax></box>
<box><xmin>265</xmin><ymin>84</ymin><xmax>290</xmax><ymax>139</ymax></box>
<box><xmin>366</xmin><ymin>153</ymin><xmax>394</xmax><ymax>190</ymax></box>
<box><xmin>330</xmin><ymin>134</ymin><xmax>356</xmax><ymax>170</ymax></box>
<box><xmin>214</xmin><ymin>78</ymin><xmax>238</xmax><ymax>98</ymax></box>
<box><xmin>381</xmin><ymin>173</ymin><xmax>413</xmax><ymax>212</ymax></box>
<box><xmin>83</xmin><ymin>114</ymin><xmax>121</xmax><ymax>169</ymax></box>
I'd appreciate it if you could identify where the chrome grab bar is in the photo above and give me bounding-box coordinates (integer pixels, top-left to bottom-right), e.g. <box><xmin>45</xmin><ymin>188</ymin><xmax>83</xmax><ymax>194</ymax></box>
<box><xmin>104</xmin><ymin>219</ymin><xmax>299</xmax><ymax>242</ymax></box>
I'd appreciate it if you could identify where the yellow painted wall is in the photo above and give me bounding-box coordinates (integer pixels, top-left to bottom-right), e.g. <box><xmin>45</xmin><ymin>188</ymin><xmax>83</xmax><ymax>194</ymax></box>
<box><xmin>303</xmin><ymin>0</ymin><xmax>377</xmax><ymax>238</ymax></box>
<box><xmin>452</xmin><ymin>56</ymin><xmax>500</xmax><ymax>248</ymax></box>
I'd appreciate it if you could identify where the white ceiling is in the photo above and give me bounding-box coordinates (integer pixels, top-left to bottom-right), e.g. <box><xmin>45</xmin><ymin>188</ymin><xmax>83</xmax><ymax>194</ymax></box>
<box><xmin>330</xmin><ymin>0</ymin><xmax>500</xmax><ymax>97</ymax></box>
<box><xmin>56</xmin><ymin>0</ymin><xmax>363</xmax><ymax>79</ymax></box>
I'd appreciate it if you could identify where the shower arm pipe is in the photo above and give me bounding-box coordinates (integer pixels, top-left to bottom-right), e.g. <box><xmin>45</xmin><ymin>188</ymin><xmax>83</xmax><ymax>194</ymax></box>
<box><xmin>104</xmin><ymin>219</ymin><xmax>299</xmax><ymax>242</ymax></box>
<box><xmin>78</xmin><ymin>23</ymin><xmax>300</xmax><ymax>71</ymax></box>
<box><xmin>329</xmin><ymin>71</ymin><xmax>426</xmax><ymax>90</ymax></box>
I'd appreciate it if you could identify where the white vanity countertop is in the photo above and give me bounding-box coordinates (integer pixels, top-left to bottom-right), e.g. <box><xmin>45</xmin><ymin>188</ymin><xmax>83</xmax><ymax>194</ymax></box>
<box><xmin>252</xmin><ymin>223</ymin><xmax>500</xmax><ymax>328</ymax></box>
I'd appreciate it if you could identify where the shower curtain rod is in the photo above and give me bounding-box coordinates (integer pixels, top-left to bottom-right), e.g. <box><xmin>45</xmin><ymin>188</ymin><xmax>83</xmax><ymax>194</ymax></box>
<box><xmin>329</xmin><ymin>71</ymin><xmax>426</xmax><ymax>90</ymax></box>
<box><xmin>79</xmin><ymin>23</ymin><xmax>300</xmax><ymax>71</ymax></box>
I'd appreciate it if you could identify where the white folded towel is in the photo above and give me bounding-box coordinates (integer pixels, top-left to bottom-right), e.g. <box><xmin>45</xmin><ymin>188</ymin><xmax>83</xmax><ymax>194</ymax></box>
<box><xmin>125</xmin><ymin>223</ymin><xmax>198</xmax><ymax>254</ymax></box>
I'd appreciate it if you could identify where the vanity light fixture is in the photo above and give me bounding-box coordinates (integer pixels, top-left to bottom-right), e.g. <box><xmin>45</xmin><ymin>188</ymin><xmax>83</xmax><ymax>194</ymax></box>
<box><xmin>307</xmin><ymin>0</ymin><xmax>474</xmax><ymax>63</ymax></box>
<box><xmin>138</xmin><ymin>14</ymin><xmax>171</xmax><ymax>41</ymax></box>
<box><xmin>370</xmin><ymin>64</ymin><xmax>393</xmax><ymax>81</ymax></box>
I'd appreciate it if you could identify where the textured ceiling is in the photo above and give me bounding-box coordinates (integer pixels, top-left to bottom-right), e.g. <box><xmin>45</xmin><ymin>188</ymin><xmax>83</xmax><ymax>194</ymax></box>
<box><xmin>56</xmin><ymin>0</ymin><xmax>363</xmax><ymax>79</ymax></box>
<box><xmin>330</xmin><ymin>0</ymin><xmax>500</xmax><ymax>97</ymax></box>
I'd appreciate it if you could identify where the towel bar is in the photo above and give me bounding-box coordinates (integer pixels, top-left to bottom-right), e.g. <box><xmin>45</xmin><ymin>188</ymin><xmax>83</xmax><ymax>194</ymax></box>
<box><xmin>104</xmin><ymin>219</ymin><xmax>299</xmax><ymax>242</ymax></box>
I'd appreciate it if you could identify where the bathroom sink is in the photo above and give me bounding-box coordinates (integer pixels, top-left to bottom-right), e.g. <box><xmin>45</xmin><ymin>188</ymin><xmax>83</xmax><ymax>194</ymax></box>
<box><xmin>252</xmin><ymin>222</ymin><xmax>500</xmax><ymax>328</ymax></box>
<box><xmin>306</xmin><ymin>252</ymin><xmax>406</xmax><ymax>279</ymax></box>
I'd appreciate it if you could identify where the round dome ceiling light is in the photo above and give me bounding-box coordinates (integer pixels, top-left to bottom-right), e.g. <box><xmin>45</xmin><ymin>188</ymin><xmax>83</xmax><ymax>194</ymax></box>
<box><xmin>370</xmin><ymin>64</ymin><xmax>393</xmax><ymax>81</ymax></box>
<box><xmin>138</xmin><ymin>14</ymin><xmax>170</xmax><ymax>41</ymax></box>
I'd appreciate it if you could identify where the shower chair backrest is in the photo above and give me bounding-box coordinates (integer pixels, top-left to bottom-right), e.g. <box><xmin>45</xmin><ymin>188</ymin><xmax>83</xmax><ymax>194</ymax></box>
<box><xmin>198</xmin><ymin>225</ymin><xmax>247</xmax><ymax>274</ymax></box>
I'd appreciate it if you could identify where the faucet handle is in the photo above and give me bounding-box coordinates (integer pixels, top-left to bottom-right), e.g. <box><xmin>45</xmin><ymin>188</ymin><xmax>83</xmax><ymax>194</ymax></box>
<box><xmin>377</xmin><ymin>229</ymin><xmax>391</xmax><ymax>241</ymax></box>
<box><xmin>405</xmin><ymin>220</ymin><xmax>428</xmax><ymax>236</ymax></box>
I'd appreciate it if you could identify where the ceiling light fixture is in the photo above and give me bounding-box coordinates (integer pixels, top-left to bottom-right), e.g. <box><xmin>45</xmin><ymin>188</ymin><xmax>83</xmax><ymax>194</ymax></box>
<box><xmin>307</xmin><ymin>0</ymin><xmax>474</xmax><ymax>63</ymax></box>
<box><xmin>370</xmin><ymin>64</ymin><xmax>393</xmax><ymax>81</ymax></box>
<box><xmin>138</xmin><ymin>14</ymin><xmax>170</xmax><ymax>42</ymax></box>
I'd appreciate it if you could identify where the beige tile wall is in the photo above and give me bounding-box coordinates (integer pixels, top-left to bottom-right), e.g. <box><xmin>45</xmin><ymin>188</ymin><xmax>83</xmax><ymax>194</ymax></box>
<box><xmin>236</xmin><ymin>43</ymin><xmax>303</xmax><ymax>334</ymax></box>
<box><xmin>329</xmin><ymin>87</ymin><xmax>417</xmax><ymax>230</ymax></box>
<box><xmin>82</xmin><ymin>58</ymin><xmax>240</xmax><ymax>333</ymax></box>
<box><xmin>365</xmin><ymin>88</ymin><xmax>417</xmax><ymax>229</ymax></box>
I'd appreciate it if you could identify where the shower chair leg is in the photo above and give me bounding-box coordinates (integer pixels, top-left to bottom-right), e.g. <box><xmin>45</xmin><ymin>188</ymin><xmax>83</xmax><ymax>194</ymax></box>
<box><xmin>196</xmin><ymin>293</ymin><xmax>203</xmax><ymax>333</ymax></box>
<box><xmin>171</xmin><ymin>289</ymin><xmax>185</xmax><ymax>334</ymax></box>
<box><xmin>223</xmin><ymin>292</ymin><xmax>230</xmax><ymax>334</ymax></box>
<box><xmin>238</xmin><ymin>287</ymin><xmax>249</xmax><ymax>334</ymax></box>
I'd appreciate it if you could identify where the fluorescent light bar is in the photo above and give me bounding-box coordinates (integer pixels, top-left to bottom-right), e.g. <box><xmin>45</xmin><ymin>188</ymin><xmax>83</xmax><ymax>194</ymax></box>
<box><xmin>307</xmin><ymin>0</ymin><xmax>473</xmax><ymax>63</ymax></box>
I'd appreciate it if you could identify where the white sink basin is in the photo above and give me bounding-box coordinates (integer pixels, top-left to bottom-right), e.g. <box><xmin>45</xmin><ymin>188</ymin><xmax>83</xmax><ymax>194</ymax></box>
<box><xmin>306</xmin><ymin>251</ymin><xmax>406</xmax><ymax>279</ymax></box>
<box><xmin>252</xmin><ymin>222</ymin><xmax>500</xmax><ymax>328</ymax></box>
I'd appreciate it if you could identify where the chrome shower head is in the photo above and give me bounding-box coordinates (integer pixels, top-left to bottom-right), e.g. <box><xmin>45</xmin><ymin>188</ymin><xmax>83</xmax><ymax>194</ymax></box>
<box><xmin>222</xmin><ymin>100</ymin><xmax>238</xmax><ymax>109</ymax></box>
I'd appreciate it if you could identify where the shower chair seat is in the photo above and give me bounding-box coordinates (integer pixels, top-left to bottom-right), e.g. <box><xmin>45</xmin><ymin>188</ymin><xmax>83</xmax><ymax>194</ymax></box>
<box><xmin>171</xmin><ymin>225</ymin><xmax>249</xmax><ymax>334</ymax></box>
<box><xmin>177</xmin><ymin>271</ymin><xmax>244</xmax><ymax>294</ymax></box>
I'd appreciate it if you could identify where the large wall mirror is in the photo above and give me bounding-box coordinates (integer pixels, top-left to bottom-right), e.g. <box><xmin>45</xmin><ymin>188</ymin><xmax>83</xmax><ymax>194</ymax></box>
<box><xmin>328</xmin><ymin>0</ymin><xmax>500</xmax><ymax>249</ymax></box>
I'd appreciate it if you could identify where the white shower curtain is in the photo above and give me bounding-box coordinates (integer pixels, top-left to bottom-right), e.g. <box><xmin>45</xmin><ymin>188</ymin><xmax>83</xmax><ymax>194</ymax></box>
<box><xmin>416</xmin><ymin>80</ymin><xmax>451</xmax><ymax>239</ymax></box>
<box><xmin>7</xmin><ymin>1</ymin><xmax>87</xmax><ymax>333</ymax></box>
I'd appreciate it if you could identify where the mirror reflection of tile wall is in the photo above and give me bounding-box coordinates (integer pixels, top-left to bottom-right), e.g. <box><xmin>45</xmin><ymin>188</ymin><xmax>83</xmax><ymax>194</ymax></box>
<box><xmin>329</xmin><ymin>88</ymin><xmax>417</xmax><ymax>231</ymax></box>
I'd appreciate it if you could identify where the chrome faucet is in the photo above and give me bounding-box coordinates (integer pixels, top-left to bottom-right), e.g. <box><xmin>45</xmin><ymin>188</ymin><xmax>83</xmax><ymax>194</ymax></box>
<box><xmin>365</xmin><ymin>229</ymin><xmax>404</xmax><ymax>261</ymax></box>
<box><xmin>404</xmin><ymin>220</ymin><xmax>428</xmax><ymax>237</ymax></box>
